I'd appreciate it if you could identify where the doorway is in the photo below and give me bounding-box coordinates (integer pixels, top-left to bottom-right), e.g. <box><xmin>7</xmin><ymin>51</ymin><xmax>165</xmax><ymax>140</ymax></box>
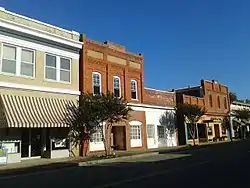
<box><xmin>214</xmin><ymin>124</ymin><xmax>220</xmax><ymax>137</ymax></box>
<box><xmin>21</xmin><ymin>128</ymin><xmax>42</xmax><ymax>159</ymax></box>
<box><xmin>112</xmin><ymin>126</ymin><xmax>126</xmax><ymax>150</ymax></box>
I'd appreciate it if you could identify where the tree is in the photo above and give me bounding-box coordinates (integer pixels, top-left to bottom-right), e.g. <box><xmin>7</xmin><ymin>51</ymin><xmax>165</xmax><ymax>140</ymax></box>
<box><xmin>66</xmin><ymin>93</ymin><xmax>105</xmax><ymax>156</ymax></box>
<box><xmin>229</xmin><ymin>92</ymin><xmax>237</xmax><ymax>104</ymax></box>
<box><xmin>159</xmin><ymin>110</ymin><xmax>176</xmax><ymax>146</ymax></box>
<box><xmin>232</xmin><ymin>108</ymin><xmax>250</xmax><ymax>139</ymax></box>
<box><xmin>177</xmin><ymin>103</ymin><xmax>206</xmax><ymax>146</ymax></box>
<box><xmin>98</xmin><ymin>91</ymin><xmax>132</xmax><ymax>156</ymax></box>
<box><xmin>66</xmin><ymin>92</ymin><xmax>132</xmax><ymax>157</ymax></box>
<box><xmin>221</xmin><ymin>116</ymin><xmax>232</xmax><ymax>142</ymax></box>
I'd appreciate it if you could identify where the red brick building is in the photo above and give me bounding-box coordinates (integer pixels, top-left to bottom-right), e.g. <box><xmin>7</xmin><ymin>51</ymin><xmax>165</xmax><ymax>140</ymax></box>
<box><xmin>175</xmin><ymin>80</ymin><xmax>230</xmax><ymax>145</ymax></box>
<box><xmin>80</xmin><ymin>38</ymin><xmax>147</xmax><ymax>152</ymax></box>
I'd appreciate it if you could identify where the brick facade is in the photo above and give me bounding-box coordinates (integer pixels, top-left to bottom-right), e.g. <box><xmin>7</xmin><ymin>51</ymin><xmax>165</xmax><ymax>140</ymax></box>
<box><xmin>80</xmin><ymin>38</ymin><xmax>147</xmax><ymax>152</ymax></box>
<box><xmin>175</xmin><ymin>80</ymin><xmax>230</xmax><ymax>145</ymax></box>
<box><xmin>144</xmin><ymin>88</ymin><xmax>176</xmax><ymax>107</ymax></box>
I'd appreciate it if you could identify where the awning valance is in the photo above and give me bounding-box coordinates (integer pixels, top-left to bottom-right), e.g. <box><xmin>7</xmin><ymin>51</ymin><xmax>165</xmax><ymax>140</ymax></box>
<box><xmin>0</xmin><ymin>94</ymin><xmax>75</xmax><ymax>128</ymax></box>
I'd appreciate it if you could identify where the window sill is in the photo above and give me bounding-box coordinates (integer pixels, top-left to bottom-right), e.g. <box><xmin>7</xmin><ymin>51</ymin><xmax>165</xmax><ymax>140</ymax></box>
<box><xmin>131</xmin><ymin>98</ymin><xmax>139</xmax><ymax>101</ymax></box>
<box><xmin>44</xmin><ymin>78</ymin><xmax>71</xmax><ymax>85</ymax></box>
<box><xmin>0</xmin><ymin>72</ymin><xmax>35</xmax><ymax>80</ymax></box>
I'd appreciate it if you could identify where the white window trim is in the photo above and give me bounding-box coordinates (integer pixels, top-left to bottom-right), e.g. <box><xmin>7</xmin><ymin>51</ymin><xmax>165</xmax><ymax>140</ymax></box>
<box><xmin>0</xmin><ymin>43</ymin><xmax>36</xmax><ymax>79</ymax></box>
<box><xmin>130</xmin><ymin>121</ymin><xmax>142</xmax><ymax>147</ymax></box>
<box><xmin>131</xmin><ymin>79</ymin><xmax>138</xmax><ymax>100</ymax></box>
<box><xmin>113</xmin><ymin>76</ymin><xmax>121</xmax><ymax>98</ymax></box>
<box><xmin>44</xmin><ymin>53</ymin><xmax>71</xmax><ymax>84</ymax></box>
<box><xmin>92</xmin><ymin>72</ymin><xmax>102</xmax><ymax>94</ymax></box>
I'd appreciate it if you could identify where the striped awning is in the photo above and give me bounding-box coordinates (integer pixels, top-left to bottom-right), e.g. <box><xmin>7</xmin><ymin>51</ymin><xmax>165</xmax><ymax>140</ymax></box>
<box><xmin>0</xmin><ymin>94</ymin><xmax>76</xmax><ymax>128</ymax></box>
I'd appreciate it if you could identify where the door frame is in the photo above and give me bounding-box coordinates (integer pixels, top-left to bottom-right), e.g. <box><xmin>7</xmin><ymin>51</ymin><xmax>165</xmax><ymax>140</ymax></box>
<box><xmin>21</xmin><ymin>128</ymin><xmax>42</xmax><ymax>160</ymax></box>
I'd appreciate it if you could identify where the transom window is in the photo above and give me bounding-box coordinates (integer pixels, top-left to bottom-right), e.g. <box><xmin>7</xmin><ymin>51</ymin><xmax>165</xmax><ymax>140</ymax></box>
<box><xmin>113</xmin><ymin>76</ymin><xmax>121</xmax><ymax>98</ymax></box>
<box><xmin>92</xmin><ymin>72</ymin><xmax>101</xmax><ymax>95</ymax></box>
<box><xmin>45</xmin><ymin>54</ymin><xmax>71</xmax><ymax>83</ymax></box>
<box><xmin>1</xmin><ymin>44</ymin><xmax>35</xmax><ymax>77</ymax></box>
<box><xmin>131</xmin><ymin>80</ymin><xmax>138</xmax><ymax>100</ymax></box>
<box><xmin>91</xmin><ymin>130</ymin><xmax>103</xmax><ymax>143</ymax></box>
<box><xmin>130</xmin><ymin>125</ymin><xmax>141</xmax><ymax>139</ymax></box>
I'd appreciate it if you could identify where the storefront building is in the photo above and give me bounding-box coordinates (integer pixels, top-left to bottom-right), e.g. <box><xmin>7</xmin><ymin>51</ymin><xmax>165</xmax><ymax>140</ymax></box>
<box><xmin>0</xmin><ymin>7</ymin><xmax>82</xmax><ymax>163</ymax></box>
<box><xmin>130</xmin><ymin>88</ymin><xmax>177</xmax><ymax>149</ymax></box>
<box><xmin>175</xmin><ymin>80</ymin><xmax>230</xmax><ymax>145</ymax></box>
<box><xmin>80</xmin><ymin>39</ymin><xmax>147</xmax><ymax>153</ymax></box>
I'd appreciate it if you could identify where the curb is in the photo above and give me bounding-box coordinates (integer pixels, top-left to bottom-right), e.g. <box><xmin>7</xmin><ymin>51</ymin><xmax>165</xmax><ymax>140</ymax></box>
<box><xmin>78</xmin><ymin>152</ymin><xmax>159</xmax><ymax>166</ymax></box>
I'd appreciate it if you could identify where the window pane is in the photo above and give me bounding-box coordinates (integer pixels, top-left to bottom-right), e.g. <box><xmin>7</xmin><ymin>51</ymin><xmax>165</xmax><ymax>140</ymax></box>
<box><xmin>114</xmin><ymin>89</ymin><xmax>120</xmax><ymax>97</ymax></box>
<box><xmin>21</xmin><ymin>62</ymin><xmax>34</xmax><ymax>77</ymax></box>
<box><xmin>21</xmin><ymin>49</ymin><xmax>34</xmax><ymax>63</ymax></box>
<box><xmin>46</xmin><ymin>54</ymin><xmax>56</xmax><ymax>67</ymax></box>
<box><xmin>60</xmin><ymin>70</ymin><xmax>70</xmax><ymax>82</ymax></box>
<box><xmin>60</xmin><ymin>58</ymin><xmax>70</xmax><ymax>70</ymax></box>
<box><xmin>2</xmin><ymin>59</ymin><xmax>16</xmax><ymax>74</ymax></box>
<box><xmin>94</xmin><ymin>86</ymin><xmax>100</xmax><ymax>95</ymax></box>
<box><xmin>131</xmin><ymin>91</ymin><xmax>137</xmax><ymax>99</ymax></box>
<box><xmin>3</xmin><ymin>45</ymin><xmax>16</xmax><ymax>60</ymax></box>
<box><xmin>114</xmin><ymin>77</ymin><xmax>120</xmax><ymax>89</ymax></box>
<box><xmin>93</xmin><ymin>74</ymin><xmax>100</xmax><ymax>86</ymax></box>
<box><xmin>131</xmin><ymin>81</ymin><xmax>136</xmax><ymax>91</ymax></box>
<box><xmin>147</xmin><ymin>125</ymin><xmax>154</xmax><ymax>138</ymax></box>
<box><xmin>45</xmin><ymin>67</ymin><xmax>56</xmax><ymax>80</ymax></box>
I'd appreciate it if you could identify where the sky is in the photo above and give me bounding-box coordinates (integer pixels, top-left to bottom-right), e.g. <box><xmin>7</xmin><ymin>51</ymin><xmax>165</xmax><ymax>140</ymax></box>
<box><xmin>1</xmin><ymin>0</ymin><xmax>250</xmax><ymax>99</ymax></box>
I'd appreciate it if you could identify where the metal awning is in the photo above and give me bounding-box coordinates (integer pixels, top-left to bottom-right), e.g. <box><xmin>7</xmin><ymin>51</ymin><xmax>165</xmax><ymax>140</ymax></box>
<box><xmin>0</xmin><ymin>94</ymin><xmax>75</xmax><ymax>128</ymax></box>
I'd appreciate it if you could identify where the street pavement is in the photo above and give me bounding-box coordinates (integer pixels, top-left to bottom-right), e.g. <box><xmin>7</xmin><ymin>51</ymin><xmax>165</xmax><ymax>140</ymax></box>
<box><xmin>0</xmin><ymin>140</ymin><xmax>249</xmax><ymax>188</ymax></box>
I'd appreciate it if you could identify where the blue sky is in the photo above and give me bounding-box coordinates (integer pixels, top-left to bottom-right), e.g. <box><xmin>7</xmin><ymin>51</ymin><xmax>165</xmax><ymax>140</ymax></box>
<box><xmin>1</xmin><ymin>0</ymin><xmax>250</xmax><ymax>99</ymax></box>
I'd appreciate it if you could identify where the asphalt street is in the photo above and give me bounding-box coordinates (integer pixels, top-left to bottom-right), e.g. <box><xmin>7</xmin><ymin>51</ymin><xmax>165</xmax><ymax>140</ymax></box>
<box><xmin>0</xmin><ymin>140</ymin><xmax>249</xmax><ymax>188</ymax></box>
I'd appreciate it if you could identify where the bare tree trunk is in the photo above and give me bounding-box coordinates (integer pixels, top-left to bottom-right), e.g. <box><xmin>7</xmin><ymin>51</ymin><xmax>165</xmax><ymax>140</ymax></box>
<box><xmin>188</xmin><ymin>124</ymin><xmax>196</xmax><ymax>146</ymax></box>
<box><xmin>102</xmin><ymin>123</ymin><xmax>113</xmax><ymax>156</ymax></box>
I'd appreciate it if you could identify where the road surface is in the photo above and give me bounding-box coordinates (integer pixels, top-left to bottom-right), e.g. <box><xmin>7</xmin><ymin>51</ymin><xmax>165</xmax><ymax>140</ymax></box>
<box><xmin>0</xmin><ymin>140</ymin><xmax>249</xmax><ymax>188</ymax></box>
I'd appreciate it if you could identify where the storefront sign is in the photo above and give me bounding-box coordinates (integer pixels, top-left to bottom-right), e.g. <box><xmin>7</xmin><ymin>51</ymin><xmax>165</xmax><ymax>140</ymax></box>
<box><xmin>53</xmin><ymin>138</ymin><xmax>66</xmax><ymax>148</ymax></box>
<box><xmin>0</xmin><ymin>146</ymin><xmax>7</xmax><ymax>164</ymax></box>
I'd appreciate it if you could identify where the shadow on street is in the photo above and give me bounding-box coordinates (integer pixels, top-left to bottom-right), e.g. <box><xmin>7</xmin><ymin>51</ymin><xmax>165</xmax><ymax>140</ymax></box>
<box><xmin>0</xmin><ymin>140</ymin><xmax>249</xmax><ymax>188</ymax></box>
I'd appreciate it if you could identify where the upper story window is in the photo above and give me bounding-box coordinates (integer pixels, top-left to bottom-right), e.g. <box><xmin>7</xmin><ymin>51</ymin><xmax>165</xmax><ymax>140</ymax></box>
<box><xmin>217</xmin><ymin>96</ymin><xmax>221</xmax><ymax>108</ymax></box>
<box><xmin>208</xmin><ymin>93</ymin><xmax>213</xmax><ymax>107</ymax></box>
<box><xmin>224</xmin><ymin>97</ymin><xmax>227</xmax><ymax>109</ymax></box>
<box><xmin>113</xmin><ymin>76</ymin><xmax>121</xmax><ymax>98</ymax></box>
<box><xmin>45</xmin><ymin>54</ymin><xmax>71</xmax><ymax>83</ymax></box>
<box><xmin>92</xmin><ymin>72</ymin><xmax>101</xmax><ymax>95</ymax></box>
<box><xmin>1</xmin><ymin>44</ymin><xmax>35</xmax><ymax>77</ymax></box>
<box><xmin>131</xmin><ymin>80</ymin><xmax>138</xmax><ymax>100</ymax></box>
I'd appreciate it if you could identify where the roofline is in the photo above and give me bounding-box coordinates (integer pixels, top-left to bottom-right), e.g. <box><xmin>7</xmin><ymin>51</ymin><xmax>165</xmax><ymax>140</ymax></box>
<box><xmin>174</xmin><ymin>85</ymin><xmax>201</xmax><ymax>92</ymax></box>
<box><xmin>0</xmin><ymin>7</ymin><xmax>80</xmax><ymax>36</ymax></box>
<box><xmin>86</xmin><ymin>39</ymin><xmax>143</xmax><ymax>59</ymax></box>
<box><xmin>231</xmin><ymin>101</ymin><xmax>250</xmax><ymax>107</ymax></box>
<box><xmin>144</xmin><ymin>87</ymin><xmax>175</xmax><ymax>94</ymax></box>
<box><xmin>128</xmin><ymin>103</ymin><xmax>175</xmax><ymax>110</ymax></box>
<box><xmin>0</xmin><ymin>18</ymin><xmax>83</xmax><ymax>49</ymax></box>
<box><xmin>203</xmin><ymin>79</ymin><xmax>228</xmax><ymax>88</ymax></box>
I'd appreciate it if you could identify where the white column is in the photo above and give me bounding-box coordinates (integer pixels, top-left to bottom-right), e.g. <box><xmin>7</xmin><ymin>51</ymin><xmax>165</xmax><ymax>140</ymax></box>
<box><xmin>28</xmin><ymin>128</ymin><xmax>31</xmax><ymax>158</ymax></box>
<box><xmin>230</xmin><ymin>116</ymin><xmax>235</xmax><ymax>138</ymax></box>
<box><xmin>155</xmin><ymin>124</ymin><xmax>158</xmax><ymax>148</ymax></box>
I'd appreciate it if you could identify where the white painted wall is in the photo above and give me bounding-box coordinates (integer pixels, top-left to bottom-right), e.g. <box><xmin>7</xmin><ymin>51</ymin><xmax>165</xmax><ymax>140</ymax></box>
<box><xmin>130</xmin><ymin>105</ymin><xmax>177</xmax><ymax>149</ymax></box>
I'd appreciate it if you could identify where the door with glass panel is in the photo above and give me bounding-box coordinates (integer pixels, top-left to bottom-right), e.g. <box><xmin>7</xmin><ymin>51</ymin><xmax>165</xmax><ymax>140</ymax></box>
<box><xmin>147</xmin><ymin>124</ymin><xmax>156</xmax><ymax>148</ymax></box>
